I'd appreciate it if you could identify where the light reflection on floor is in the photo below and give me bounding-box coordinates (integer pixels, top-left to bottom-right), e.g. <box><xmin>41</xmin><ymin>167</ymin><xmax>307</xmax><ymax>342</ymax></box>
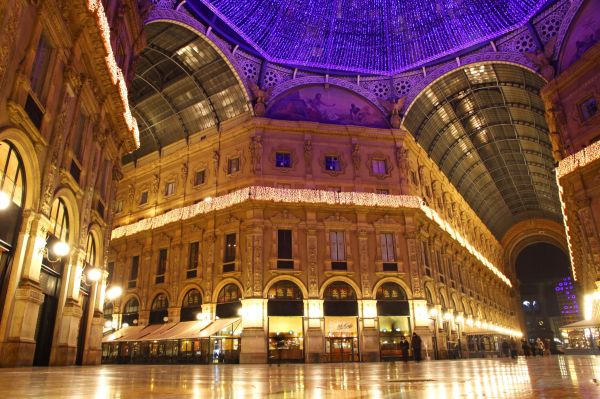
<box><xmin>0</xmin><ymin>356</ymin><xmax>599</xmax><ymax>398</ymax></box>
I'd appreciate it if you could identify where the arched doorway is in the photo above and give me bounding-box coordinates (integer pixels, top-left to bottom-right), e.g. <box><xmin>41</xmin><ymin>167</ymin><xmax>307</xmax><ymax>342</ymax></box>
<box><xmin>149</xmin><ymin>294</ymin><xmax>169</xmax><ymax>324</ymax></box>
<box><xmin>216</xmin><ymin>283</ymin><xmax>242</xmax><ymax>318</ymax></box>
<box><xmin>516</xmin><ymin>242</ymin><xmax>573</xmax><ymax>350</ymax></box>
<box><xmin>34</xmin><ymin>198</ymin><xmax>70</xmax><ymax>366</ymax></box>
<box><xmin>122</xmin><ymin>298</ymin><xmax>139</xmax><ymax>327</ymax></box>
<box><xmin>180</xmin><ymin>289</ymin><xmax>202</xmax><ymax>322</ymax></box>
<box><xmin>376</xmin><ymin>282</ymin><xmax>410</xmax><ymax>361</ymax></box>
<box><xmin>213</xmin><ymin>284</ymin><xmax>242</xmax><ymax>363</ymax></box>
<box><xmin>323</xmin><ymin>281</ymin><xmax>359</xmax><ymax>362</ymax></box>
<box><xmin>0</xmin><ymin>141</ymin><xmax>26</xmax><ymax>318</ymax></box>
<box><xmin>425</xmin><ymin>285</ymin><xmax>439</xmax><ymax>359</ymax></box>
<box><xmin>266</xmin><ymin>280</ymin><xmax>304</xmax><ymax>363</ymax></box>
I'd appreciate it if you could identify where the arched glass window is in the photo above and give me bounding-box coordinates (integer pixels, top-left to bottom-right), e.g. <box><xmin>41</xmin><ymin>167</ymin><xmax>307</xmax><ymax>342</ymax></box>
<box><xmin>425</xmin><ymin>287</ymin><xmax>434</xmax><ymax>305</ymax></box>
<box><xmin>452</xmin><ymin>296</ymin><xmax>462</xmax><ymax>312</ymax></box>
<box><xmin>124</xmin><ymin>298</ymin><xmax>139</xmax><ymax>314</ymax></box>
<box><xmin>180</xmin><ymin>289</ymin><xmax>202</xmax><ymax>322</ymax></box>
<box><xmin>376</xmin><ymin>283</ymin><xmax>407</xmax><ymax>301</ymax></box>
<box><xmin>218</xmin><ymin>284</ymin><xmax>241</xmax><ymax>304</ymax></box>
<box><xmin>324</xmin><ymin>282</ymin><xmax>357</xmax><ymax>301</ymax></box>
<box><xmin>103</xmin><ymin>302</ymin><xmax>113</xmax><ymax>323</ymax></box>
<box><xmin>182</xmin><ymin>289</ymin><xmax>202</xmax><ymax>308</ymax></box>
<box><xmin>439</xmin><ymin>290</ymin><xmax>447</xmax><ymax>310</ymax></box>
<box><xmin>151</xmin><ymin>293</ymin><xmax>169</xmax><ymax>310</ymax></box>
<box><xmin>0</xmin><ymin>141</ymin><xmax>25</xmax><ymax>208</ymax></box>
<box><xmin>84</xmin><ymin>235</ymin><xmax>96</xmax><ymax>268</ymax></box>
<box><xmin>268</xmin><ymin>280</ymin><xmax>303</xmax><ymax>300</ymax></box>
<box><xmin>216</xmin><ymin>284</ymin><xmax>242</xmax><ymax>318</ymax></box>
<box><xmin>49</xmin><ymin>198</ymin><xmax>69</xmax><ymax>243</ymax></box>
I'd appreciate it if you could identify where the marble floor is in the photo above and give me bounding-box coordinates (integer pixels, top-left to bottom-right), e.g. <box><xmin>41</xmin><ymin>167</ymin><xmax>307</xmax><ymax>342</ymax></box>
<box><xmin>0</xmin><ymin>356</ymin><xmax>599</xmax><ymax>398</ymax></box>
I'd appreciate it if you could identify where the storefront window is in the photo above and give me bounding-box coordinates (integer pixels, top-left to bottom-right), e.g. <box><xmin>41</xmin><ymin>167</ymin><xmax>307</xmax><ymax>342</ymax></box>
<box><xmin>324</xmin><ymin>281</ymin><xmax>359</xmax><ymax>362</ymax></box>
<box><xmin>376</xmin><ymin>283</ymin><xmax>411</xmax><ymax>360</ymax></box>
<box><xmin>149</xmin><ymin>294</ymin><xmax>169</xmax><ymax>324</ymax></box>
<box><xmin>181</xmin><ymin>289</ymin><xmax>202</xmax><ymax>322</ymax></box>
<box><xmin>216</xmin><ymin>284</ymin><xmax>242</xmax><ymax>318</ymax></box>
<box><xmin>267</xmin><ymin>281</ymin><xmax>304</xmax><ymax>363</ymax></box>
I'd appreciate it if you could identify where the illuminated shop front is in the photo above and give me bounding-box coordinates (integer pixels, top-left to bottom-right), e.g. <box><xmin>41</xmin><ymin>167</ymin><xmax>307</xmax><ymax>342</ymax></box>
<box><xmin>376</xmin><ymin>283</ymin><xmax>411</xmax><ymax>360</ymax></box>
<box><xmin>323</xmin><ymin>282</ymin><xmax>359</xmax><ymax>362</ymax></box>
<box><xmin>267</xmin><ymin>280</ymin><xmax>304</xmax><ymax>363</ymax></box>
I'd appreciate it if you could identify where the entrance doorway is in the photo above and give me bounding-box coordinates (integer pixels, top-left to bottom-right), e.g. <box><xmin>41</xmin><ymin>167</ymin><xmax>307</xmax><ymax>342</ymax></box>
<box><xmin>323</xmin><ymin>281</ymin><xmax>359</xmax><ymax>362</ymax></box>
<box><xmin>326</xmin><ymin>337</ymin><xmax>359</xmax><ymax>362</ymax></box>
<box><xmin>376</xmin><ymin>282</ymin><xmax>411</xmax><ymax>361</ymax></box>
<box><xmin>267</xmin><ymin>280</ymin><xmax>304</xmax><ymax>363</ymax></box>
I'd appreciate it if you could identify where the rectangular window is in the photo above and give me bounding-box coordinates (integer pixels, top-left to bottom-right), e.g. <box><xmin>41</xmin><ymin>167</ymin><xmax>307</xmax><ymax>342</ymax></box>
<box><xmin>422</xmin><ymin>241</ymin><xmax>431</xmax><ymax>277</ymax></box>
<box><xmin>330</xmin><ymin>231</ymin><xmax>345</xmax><ymax>261</ymax></box>
<box><xmin>275</xmin><ymin>152</ymin><xmax>291</xmax><ymax>168</ymax></box>
<box><xmin>71</xmin><ymin>113</ymin><xmax>87</xmax><ymax>161</ymax></box>
<box><xmin>580</xmin><ymin>97</ymin><xmax>598</xmax><ymax>121</ymax></box>
<box><xmin>157</xmin><ymin>248</ymin><xmax>168</xmax><ymax>277</ymax></box>
<box><xmin>129</xmin><ymin>256</ymin><xmax>139</xmax><ymax>288</ymax></box>
<box><xmin>139</xmin><ymin>191</ymin><xmax>148</xmax><ymax>205</ymax></box>
<box><xmin>380</xmin><ymin>233</ymin><xmax>395</xmax><ymax>262</ymax></box>
<box><xmin>227</xmin><ymin>158</ymin><xmax>240</xmax><ymax>174</ymax></box>
<box><xmin>371</xmin><ymin>159</ymin><xmax>387</xmax><ymax>175</ymax></box>
<box><xmin>164</xmin><ymin>181</ymin><xmax>175</xmax><ymax>197</ymax></box>
<box><xmin>277</xmin><ymin>229</ymin><xmax>293</xmax><ymax>261</ymax></box>
<box><xmin>30</xmin><ymin>33</ymin><xmax>52</xmax><ymax>97</ymax></box>
<box><xmin>194</xmin><ymin>170</ymin><xmax>205</xmax><ymax>186</ymax></box>
<box><xmin>224</xmin><ymin>233</ymin><xmax>236</xmax><ymax>263</ymax></box>
<box><xmin>188</xmin><ymin>242</ymin><xmax>199</xmax><ymax>270</ymax></box>
<box><xmin>325</xmin><ymin>156</ymin><xmax>341</xmax><ymax>171</ymax></box>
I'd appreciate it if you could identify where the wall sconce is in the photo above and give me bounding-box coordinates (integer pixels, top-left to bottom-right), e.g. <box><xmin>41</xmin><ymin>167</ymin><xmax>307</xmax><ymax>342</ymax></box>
<box><xmin>43</xmin><ymin>235</ymin><xmax>70</xmax><ymax>263</ymax></box>
<box><xmin>429</xmin><ymin>307</ymin><xmax>438</xmax><ymax>318</ymax></box>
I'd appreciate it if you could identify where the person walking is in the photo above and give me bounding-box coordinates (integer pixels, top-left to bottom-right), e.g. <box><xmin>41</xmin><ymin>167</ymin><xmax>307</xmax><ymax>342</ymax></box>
<box><xmin>509</xmin><ymin>338</ymin><xmax>518</xmax><ymax>359</ymax></box>
<box><xmin>536</xmin><ymin>338</ymin><xmax>545</xmax><ymax>356</ymax></box>
<box><xmin>522</xmin><ymin>339</ymin><xmax>531</xmax><ymax>357</ymax></box>
<box><xmin>412</xmin><ymin>332</ymin><xmax>422</xmax><ymax>361</ymax></box>
<box><xmin>400</xmin><ymin>337</ymin><xmax>410</xmax><ymax>362</ymax></box>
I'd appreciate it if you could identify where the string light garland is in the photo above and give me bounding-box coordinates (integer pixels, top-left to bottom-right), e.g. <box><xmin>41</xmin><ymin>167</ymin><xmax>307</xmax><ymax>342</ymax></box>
<box><xmin>112</xmin><ymin>186</ymin><xmax>512</xmax><ymax>287</ymax></box>
<box><xmin>86</xmin><ymin>0</ymin><xmax>140</xmax><ymax>148</ymax></box>
<box><xmin>192</xmin><ymin>0</ymin><xmax>549</xmax><ymax>74</ymax></box>
<box><xmin>555</xmin><ymin>174</ymin><xmax>577</xmax><ymax>281</ymax></box>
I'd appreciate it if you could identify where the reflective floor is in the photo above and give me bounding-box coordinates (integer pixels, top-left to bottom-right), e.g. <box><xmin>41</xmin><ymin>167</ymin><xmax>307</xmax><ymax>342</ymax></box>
<box><xmin>1</xmin><ymin>356</ymin><xmax>600</xmax><ymax>398</ymax></box>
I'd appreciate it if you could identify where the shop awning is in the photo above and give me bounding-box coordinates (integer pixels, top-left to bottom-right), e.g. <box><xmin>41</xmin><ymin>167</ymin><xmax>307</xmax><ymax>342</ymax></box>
<box><xmin>198</xmin><ymin>318</ymin><xmax>240</xmax><ymax>338</ymax></box>
<box><xmin>102</xmin><ymin>325</ymin><xmax>145</xmax><ymax>343</ymax></box>
<box><xmin>561</xmin><ymin>319</ymin><xmax>600</xmax><ymax>329</ymax></box>
<box><xmin>148</xmin><ymin>320</ymin><xmax>212</xmax><ymax>341</ymax></box>
<box><xmin>138</xmin><ymin>323</ymin><xmax>178</xmax><ymax>341</ymax></box>
<box><xmin>114</xmin><ymin>323</ymin><xmax>164</xmax><ymax>342</ymax></box>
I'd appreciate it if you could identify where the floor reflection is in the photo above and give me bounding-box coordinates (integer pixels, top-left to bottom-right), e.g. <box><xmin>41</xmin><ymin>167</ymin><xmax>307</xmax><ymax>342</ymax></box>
<box><xmin>1</xmin><ymin>356</ymin><xmax>600</xmax><ymax>398</ymax></box>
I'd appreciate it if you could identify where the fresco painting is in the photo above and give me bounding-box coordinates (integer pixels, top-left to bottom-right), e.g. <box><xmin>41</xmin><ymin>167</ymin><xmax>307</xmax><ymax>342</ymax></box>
<box><xmin>560</xmin><ymin>0</ymin><xmax>600</xmax><ymax>71</ymax></box>
<box><xmin>266</xmin><ymin>85</ymin><xmax>389</xmax><ymax>128</ymax></box>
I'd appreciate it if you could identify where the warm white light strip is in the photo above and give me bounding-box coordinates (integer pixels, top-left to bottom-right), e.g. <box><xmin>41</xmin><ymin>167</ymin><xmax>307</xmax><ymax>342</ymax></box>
<box><xmin>86</xmin><ymin>0</ymin><xmax>140</xmax><ymax>148</ymax></box>
<box><xmin>555</xmin><ymin>174</ymin><xmax>577</xmax><ymax>280</ymax></box>
<box><xmin>556</xmin><ymin>140</ymin><xmax>600</xmax><ymax>178</ymax></box>
<box><xmin>111</xmin><ymin>186</ymin><xmax>512</xmax><ymax>287</ymax></box>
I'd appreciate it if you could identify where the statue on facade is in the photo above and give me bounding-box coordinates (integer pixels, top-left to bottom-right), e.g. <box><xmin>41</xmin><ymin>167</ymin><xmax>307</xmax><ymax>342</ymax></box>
<box><xmin>351</xmin><ymin>143</ymin><xmax>361</xmax><ymax>171</ymax></box>
<box><xmin>545</xmin><ymin>97</ymin><xmax>567</xmax><ymax>162</ymax></box>
<box><xmin>525</xmin><ymin>35</ymin><xmax>557</xmax><ymax>80</ymax></box>
<box><xmin>249</xmin><ymin>83</ymin><xmax>273</xmax><ymax>117</ymax></box>
<box><xmin>249</xmin><ymin>135</ymin><xmax>263</xmax><ymax>173</ymax></box>
<box><xmin>304</xmin><ymin>139</ymin><xmax>312</xmax><ymax>173</ymax></box>
<box><xmin>379</xmin><ymin>96</ymin><xmax>406</xmax><ymax>128</ymax></box>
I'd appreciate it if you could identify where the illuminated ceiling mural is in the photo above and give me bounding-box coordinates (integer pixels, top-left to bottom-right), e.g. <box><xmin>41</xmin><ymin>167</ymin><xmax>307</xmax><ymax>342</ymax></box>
<box><xmin>189</xmin><ymin>0</ymin><xmax>553</xmax><ymax>74</ymax></box>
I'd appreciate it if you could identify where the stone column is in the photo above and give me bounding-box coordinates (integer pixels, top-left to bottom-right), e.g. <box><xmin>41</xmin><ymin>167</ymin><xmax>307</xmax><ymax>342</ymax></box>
<box><xmin>0</xmin><ymin>211</ymin><xmax>49</xmax><ymax>366</ymax></box>
<box><xmin>359</xmin><ymin>299</ymin><xmax>379</xmax><ymax>362</ymax></box>
<box><xmin>411</xmin><ymin>299</ymin><xmax>434</xmax><ymax>360</ymax></box>
<box><xmin>305</xmin><ymin>299</ymin><xmax>324</xmax><ymax>363</ymax></box>
<box><xmin>82</xmin><ymin>270</ymin><xmax>108</xmax><ymax>365</ymax></box>
<box><xmin>239</xmin><ymin>298</ymin><xmax>267</xmax><ymax>363</ymax></box>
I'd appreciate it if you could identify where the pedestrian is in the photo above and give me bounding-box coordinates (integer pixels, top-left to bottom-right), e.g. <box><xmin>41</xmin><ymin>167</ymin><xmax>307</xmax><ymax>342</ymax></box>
<box><xmin>544</xmin><ymin>339</ymin><xmax>551</xmax><ymax>356</ymax></box>
<box><xmin>412</xmin><ymin>332</ymin><xmax>422</xmax><ymax>361</ymax></box>
<box><xmin>522</xmin><ymin>339</ymin><xmax>530</xmax><ymax>357</ymax></box>
<box><xmin>501</xmin><ymin>339</ymin><xmax>510</xmax><ymax>357</ymax></box>
<box><xmin>509</xmin><ymin>337</ymin><xmax>518</xmax><ymax>359</ymax></box>
<box><xmin>536</xmin><ymin>338</ymin><xmax>545</xmax><ymax>356</ymax></box>
<box><xmin>400</xmin><ymin>337</ymin><xmax>410</xmax><ymax>362</ymax></box>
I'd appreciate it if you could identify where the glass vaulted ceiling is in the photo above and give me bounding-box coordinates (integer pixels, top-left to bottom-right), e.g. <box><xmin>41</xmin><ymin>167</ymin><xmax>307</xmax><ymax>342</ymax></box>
<box><xmin>190</xmin><ymin>0</ymin><xmax>551</xmax><ymax>74</ymax></box>
<box><xmin>125</xmin><ymin>22</ymin><xmax>249</xmax><ymax>162</ymax></box>
<box><xmin>404</xmin><ymin>64</ymin><xmax>562</xmax><ymax>239</ymax></box>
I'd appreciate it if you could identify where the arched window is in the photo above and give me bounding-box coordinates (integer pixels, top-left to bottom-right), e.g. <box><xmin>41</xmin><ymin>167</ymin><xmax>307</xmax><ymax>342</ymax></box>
<box><xmin>103</xmin><ymin>302</ymin><xmax>113</xmax><ymax>323</ymax></box>
<box><xmin>324</xmin><ymin>281</ymin><xmax>357</xmax><ymax>301</ymax></box>
<box><xmin>122</xmin><ymin>298</ymin><xmax>139</xmax><ymax>326</ymax></box>
<box><xmin>180</xmin><ymin>289</ymin><xmax>202</xmax><ymax>322</ymax></box>
<box><xmin>323</xmin><ymin>281</ymin><xmax>358</xmax><ymax>316</ymax></box>
<box><xmin>149</xmin><ymin>293</ymin><xmax>169</xmax><ymax>324</ymax></box>
<box><xmin>81</xmin><ymin>234</ymin><xmax>97</xmax><ymax>290</ymax></box>
<box><xmin>376</xmin><ymin>282</ymin><xmax>409</xmax><ymax>317</ymax></box>
<box><xmin>268</xmin><ymin>280</ymin><xmax>303</xmax><ymax>300</ymax></box>
<box><xmin>452</xmin><ymin>296</ymin><xmax>462</xmax><ymax>313</ymax></box>
<box><xmin>216</xmin><ymin>283</ymin><xmax>242</xmax><ymax>318</ymax></box>
<box><xmin>439</xmin><ymin>290</ymin><xmax>447</xmax><ymax>310</ymax></box>
<box><xmin>218</xmin><ymin>284</ymin><xmax>241</xmax><ymax>304</ymax></box>
<box><xmin>376</xmin><ymin>282</ymin><xmax>407</xmax><ymax>301</ymax></box>
<box><xmin>425</xmin><ymin>286</ymin><xmax>434</xmax><ymax>305</ymax></box>
<box><xmin>267</xmin><ymin>280</ymin><xmax>303</xmax><ymax>317</ymax></box>
<box><xmin>49</xmin><ymin>198</ymin><xmax>69</xmax><ymax>243</ymax></box>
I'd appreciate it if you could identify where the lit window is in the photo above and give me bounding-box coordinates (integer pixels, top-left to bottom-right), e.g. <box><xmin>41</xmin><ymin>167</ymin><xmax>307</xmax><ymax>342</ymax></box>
<box><xmin>164</xmin><ymin>181</ymin><xmax>175</xmax><ymax>197</ymax></box>
<box><xmin>580</xmin><ymin>98</ymin><xmax>598</xmax><ymax>121</ymax></box>
<box><xmin>194</xmin><ymin>170</ymin><xmax>205</xmax><ymax>186</ymax></box>
<box><xmin>188</xmin><ymin>242</ymin><xmax>199</xmax><ymax>270</ymax></box>
<box><xmin>30</xmin><ymin>33</ymin><xmax>52</xmax><ymax>97</ymax></box>
<box><xmin>380</xmin><ymin>233</ymin><xmax>395</xmax><ymax>262</ymax></box>
<box><xmin>224</xmin><ymin>233</ymin><xmax>236</xmax><ymax>263</ymax></box>
<box><xmin>325</xmin><ymin>156</ymin><xmax>341</xmax><ymax>172</ymax></box>
<box><xmin>227</xmin><ymin>158</ymin><xmax>240</xmax><ymax>174</ymax></box>
<box><xmin>371</xmin><ymin>159</ymin><xmax>387</xmax><ymax>175</ymax></box>
<box><xmin>275</xmin><ymin>152</ymin><xmax>291</xmax><ymax>168</ymax></box>
<box><xmin>330</xmin><ymin>231</ymin><xmax>345</xmax><ymax>261</ymax></box>
<box><xmin>139</xmin><ymin>191</ymin><xmax>148</xmax><ymax>205</ymax></box>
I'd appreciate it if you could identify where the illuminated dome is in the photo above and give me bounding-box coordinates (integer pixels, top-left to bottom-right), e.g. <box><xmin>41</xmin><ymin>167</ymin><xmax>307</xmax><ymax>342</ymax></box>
<box><xmin>189</xmin><ymin>0</ymin><xmax>550</xmax><ymax>74</ymax></box>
